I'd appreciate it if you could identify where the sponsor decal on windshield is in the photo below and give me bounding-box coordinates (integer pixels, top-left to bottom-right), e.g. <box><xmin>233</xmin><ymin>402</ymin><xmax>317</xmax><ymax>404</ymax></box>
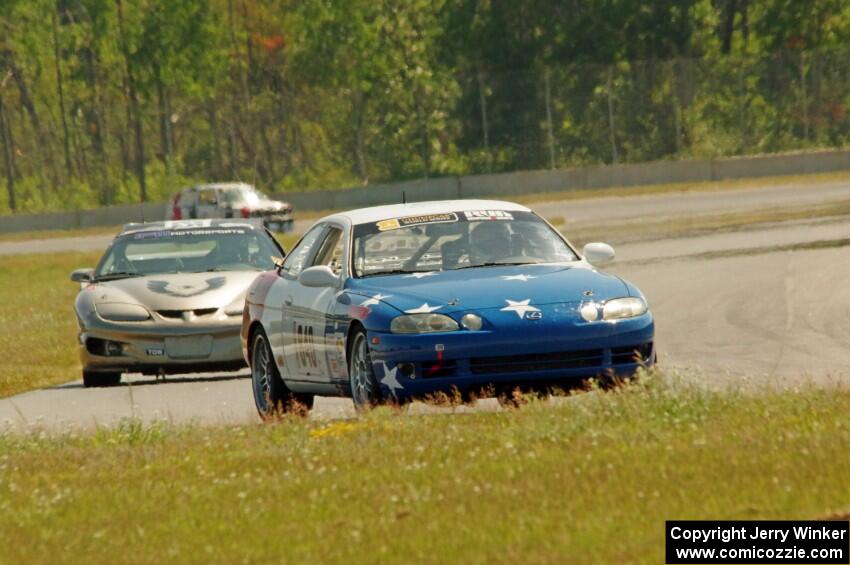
<box><xmin>376</xmin><ymin>212</ymin><xmax>459</xmax><ymax>231</ymax></box>
<box><xmin>376</xmin><ymin>219</ymin><xmax>401</xmax><ymax>231</ymax></box>
<box><xmin>464</xmin><ymin>210</ymin><xmax>514</xmax><ymax>221</ymax></box>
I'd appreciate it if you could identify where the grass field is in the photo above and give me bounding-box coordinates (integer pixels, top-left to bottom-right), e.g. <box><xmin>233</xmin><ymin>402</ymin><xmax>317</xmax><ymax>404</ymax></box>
<box><xmin>0</xmin><ymin>251</ymin><xmax>103</xmax><ymax>398</ymax></box>
<box><xmin>1</xmin><ymin>376</ymin><xmax>847</xmax><ymax>563</ymax></box>
<box><xmin>0</xmin><ymin>226</ymin><xmax>118</xmax><ymax>244</ymax></box>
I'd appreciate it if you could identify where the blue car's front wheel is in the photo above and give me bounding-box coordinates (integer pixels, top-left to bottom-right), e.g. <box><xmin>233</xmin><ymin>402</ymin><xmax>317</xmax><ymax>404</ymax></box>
<box><xmin>348</xmin><ymin>329</ymin><xmax>382</xmax><ymax>412</ymax></box>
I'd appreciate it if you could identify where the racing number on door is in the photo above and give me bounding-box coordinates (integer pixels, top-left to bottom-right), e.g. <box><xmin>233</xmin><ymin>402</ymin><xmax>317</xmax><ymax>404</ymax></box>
<box><xmin>294</xmin><ymin>323</ymin><xmax>319</xmax><ymax>369</ymax></box>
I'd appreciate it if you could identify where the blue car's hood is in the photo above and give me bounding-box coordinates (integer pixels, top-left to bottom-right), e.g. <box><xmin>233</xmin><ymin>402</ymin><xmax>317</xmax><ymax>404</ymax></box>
<box><xmin>346</xmin><ymin>263</ymin><xmax>630</xmax><ymax>313</ymax></box>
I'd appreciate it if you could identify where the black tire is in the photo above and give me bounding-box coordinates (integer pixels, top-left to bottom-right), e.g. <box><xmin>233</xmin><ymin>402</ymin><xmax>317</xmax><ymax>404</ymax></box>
<box><xmin>82</xmin><ymin>370</ymin><xmax>121</xmax><ymax>388</ymax></box>
<box><xmin>250</xmin><ymin>329</ymin><xmax>313</xmax><ymax>419</ymax></box>
<box><xmin>347</xmin><ymin>327</ymin><xmax>383</xmax><ymax>412</ymax></box>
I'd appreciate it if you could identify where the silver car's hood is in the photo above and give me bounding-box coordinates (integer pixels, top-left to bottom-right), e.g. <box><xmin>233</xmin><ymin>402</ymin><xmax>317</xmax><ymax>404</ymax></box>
<box><xmin>91</xmin><ymin>271</ymin><xmax>262</xmax><ymax>310</ymax></box>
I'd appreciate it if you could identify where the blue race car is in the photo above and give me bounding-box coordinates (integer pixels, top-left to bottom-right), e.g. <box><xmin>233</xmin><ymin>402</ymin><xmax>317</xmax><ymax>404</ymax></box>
<box><xmin>241</xmin><ymin>199</ymin><xmax>654</xmax><ymax>415</ymax></box>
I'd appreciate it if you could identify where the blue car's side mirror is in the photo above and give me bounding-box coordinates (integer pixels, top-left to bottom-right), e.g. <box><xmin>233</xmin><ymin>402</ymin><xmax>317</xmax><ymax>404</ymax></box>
<box><xmin>582</xmin><ymin>242</ymin><xmax>615</xmax><ymax>266</ymax></box>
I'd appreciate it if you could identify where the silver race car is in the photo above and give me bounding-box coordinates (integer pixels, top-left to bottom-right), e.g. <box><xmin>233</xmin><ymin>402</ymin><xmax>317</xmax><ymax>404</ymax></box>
<box><xmin>70</xmin><ymin>220</ymin><xmax>285</xmax><ymax>387</ymax></box>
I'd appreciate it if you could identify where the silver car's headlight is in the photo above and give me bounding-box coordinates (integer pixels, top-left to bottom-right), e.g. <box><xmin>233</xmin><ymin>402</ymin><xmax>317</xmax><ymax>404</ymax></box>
<box><xmin>602</xmin><ymin>297</ymin><xmax>647</xmax><ymax>321</ymax></box>
<box><xmin>224</xmin><ymin>299</ymin><xmax>245</xmax><ymax>316</ymax></box>
<box><xmin>391</xmin><ymin>314</ymin><xmax>459</xmax><ymax>334</ymax></box>
<box><xmin>96</xmin><ymin>302</ymin><xmax>151</xmax><ymax>322</ymax></box>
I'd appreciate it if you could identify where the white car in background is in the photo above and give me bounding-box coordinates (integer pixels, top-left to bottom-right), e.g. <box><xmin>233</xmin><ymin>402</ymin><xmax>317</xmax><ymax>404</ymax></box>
<box><xmin>168</xmin><ymin>182</ymin><xmax>294</xmax><ymax>232</ymax></box>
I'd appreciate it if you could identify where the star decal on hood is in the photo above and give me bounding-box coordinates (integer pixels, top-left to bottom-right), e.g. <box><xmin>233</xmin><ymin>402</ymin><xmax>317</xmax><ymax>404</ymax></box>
<box><xmin>500</xmin><ymin>274</ymin><xmax>537</xmax><ymax>282</ymax></box>
<box><xmin>405</xmin><ymin>303</ymin><xmax>442</xmax><ymax>314</ymax></box>
<box><xmin>360</xmin><ymin>293</ymin><xmax>392</xmax><ymax>307</ymax></box>
<box><xmin>404</xmin><ymin>271</ymin><xmax>438</xmax><ymax>279</ymax></box>
<box><xmin>500</xmin><ymin>299</ymin><xmax>541</xmax><ymax>319</ymax></box>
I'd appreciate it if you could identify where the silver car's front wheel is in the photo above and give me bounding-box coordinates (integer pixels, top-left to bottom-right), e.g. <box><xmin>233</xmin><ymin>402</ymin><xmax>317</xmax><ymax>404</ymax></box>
<box><xmin>251</xmin><ymin>330</ymin><xmax>312</xmax><ymax>418</ymax></box>
<box><xmin>348</xmin><ymin>330</ymin><xmax>382</xmax><ymax>412</ymax></box>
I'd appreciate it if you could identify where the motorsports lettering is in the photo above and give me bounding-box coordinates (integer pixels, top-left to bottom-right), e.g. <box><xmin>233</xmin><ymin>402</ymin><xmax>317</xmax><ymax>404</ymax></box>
<box><xmin>133</xmin><ymin>228</ymin><xmax>248</xmax><ymax>239</ymax></box>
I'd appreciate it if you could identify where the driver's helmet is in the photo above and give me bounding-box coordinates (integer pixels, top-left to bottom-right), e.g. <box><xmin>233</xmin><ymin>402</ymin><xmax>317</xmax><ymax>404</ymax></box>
<box><xmin>469</xmin><ymin>221</ymin><xmax>512</xmax><ymax>263</ymax></box>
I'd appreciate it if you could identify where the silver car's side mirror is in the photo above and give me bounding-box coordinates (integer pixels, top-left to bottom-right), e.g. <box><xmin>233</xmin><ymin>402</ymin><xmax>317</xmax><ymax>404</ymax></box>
<box><xmin>70</xmin><ymin>268</ymin><xmax>94</xmax><ymax>283</ymax></box>
<box><xmin>582</xmin><ymin>242</ymin><xmax>615</xmax><ymax>267</ymax></box>
<box><xmin>299</xmin><ymin>265</ymin><xmax>339</xmax><ymax>288</ymax></box>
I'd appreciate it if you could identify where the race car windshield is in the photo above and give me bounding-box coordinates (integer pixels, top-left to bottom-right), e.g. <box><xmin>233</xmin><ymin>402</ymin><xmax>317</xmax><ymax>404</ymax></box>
<box><xmin>94</xmin><ymin>228</ymin><xmax>280</xmax><ymax>279</ymax></box>
<box><xmin>352</xmin><ymin>210</ymin><xmax>577</xmax><ymax>278</ymax></box>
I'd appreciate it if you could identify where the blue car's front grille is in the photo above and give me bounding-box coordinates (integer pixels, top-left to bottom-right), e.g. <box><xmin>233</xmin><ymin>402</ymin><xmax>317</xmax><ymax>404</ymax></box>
<box><xmin>611</xmin><ymin>342</ymin><xmax>653</xmax><ymax>365</ymax></box>
<box><xmin>466</xmin><ymin>342</ymin><xmax>653</xmax><ymax>377</ymax></box>
<box><xmin>470</xmin><ymin>349</ymin><xmax>605</xmax><ymax>375</ymax></box>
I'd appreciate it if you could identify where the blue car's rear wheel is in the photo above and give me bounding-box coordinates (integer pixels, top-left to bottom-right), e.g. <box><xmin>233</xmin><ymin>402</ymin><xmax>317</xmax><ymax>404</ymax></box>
<box><xmin>251</xmin><ymin>330</ymin><xmax>312</xmax><ymax>418</ymax></box>
<box><xmin>348</xmin><ymin>329</ymin><xmax>382</xmax><ymax>412</ymax></box>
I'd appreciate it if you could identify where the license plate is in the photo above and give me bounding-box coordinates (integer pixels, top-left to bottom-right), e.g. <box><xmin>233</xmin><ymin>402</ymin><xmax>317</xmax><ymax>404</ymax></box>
<box><xmin>165</xmin><ymin>335</ymin><xmax>213</xmax><ymax>359</ymax></box>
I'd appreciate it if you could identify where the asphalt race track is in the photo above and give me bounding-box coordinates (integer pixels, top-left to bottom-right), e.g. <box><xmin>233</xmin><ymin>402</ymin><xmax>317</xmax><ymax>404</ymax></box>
<box><xmin>1</xmin><ymin>181</ymin><xmax>849</xmax><ymax>429</ymax></box>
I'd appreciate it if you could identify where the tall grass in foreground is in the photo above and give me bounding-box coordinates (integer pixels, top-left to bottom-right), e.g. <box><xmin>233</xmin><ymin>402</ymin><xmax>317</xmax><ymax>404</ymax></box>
<box><xmin>1</xmin><ymin>374</ymin><xmax>847</xmax><ymax>563</ymax></box>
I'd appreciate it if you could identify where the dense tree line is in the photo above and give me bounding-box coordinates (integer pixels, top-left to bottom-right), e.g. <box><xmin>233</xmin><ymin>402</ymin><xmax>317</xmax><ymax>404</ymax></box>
<box><xmin>1</xmin><ymin>0</ymin><xmax>849</xmax><ymax>213</ymax></box>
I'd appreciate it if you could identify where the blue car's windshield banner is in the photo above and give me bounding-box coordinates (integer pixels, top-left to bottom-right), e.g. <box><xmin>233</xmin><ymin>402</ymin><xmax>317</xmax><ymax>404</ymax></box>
<box><xmin>359</xmin><ymin>210</ymin><xmax>535</xmax><ymax>236</ymax></box>
<box><xmin>376</xmin><ymin>213</ymin><xmax>459</xmax><ymax>232</ymax></box>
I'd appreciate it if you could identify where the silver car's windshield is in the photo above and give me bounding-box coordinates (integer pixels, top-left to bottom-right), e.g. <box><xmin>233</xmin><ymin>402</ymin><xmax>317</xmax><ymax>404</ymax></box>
<box><xmin>352</xmin><ymin>210</ymin><xmax>577</xmax><ymax>278</ymax></box>
<box><xmin>95</xmin><ymin>228</ymin><xmax>280</xmax><ymax>280</ymax></box>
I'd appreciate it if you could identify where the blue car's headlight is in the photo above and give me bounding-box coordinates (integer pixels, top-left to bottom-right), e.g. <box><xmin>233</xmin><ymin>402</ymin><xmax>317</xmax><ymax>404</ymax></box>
<box><xmin>601</xmin><ymin>297</ymin><xmax>647</xmax><ymax>321</ymax></box>
<box><xmin>391</xmin><ymin>314</ymin><xmax>459</xmax><ymax>334</ymax></box>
